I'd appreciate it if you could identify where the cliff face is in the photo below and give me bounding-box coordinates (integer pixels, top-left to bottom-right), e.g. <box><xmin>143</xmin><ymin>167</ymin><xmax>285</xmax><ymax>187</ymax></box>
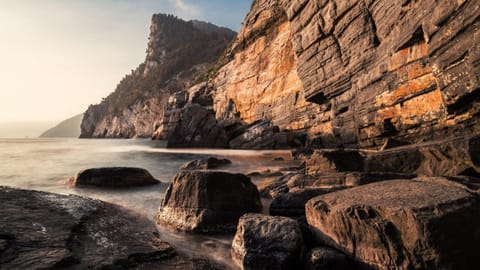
<box><xmin>80</xmin><ymin>15</ymin><xmax>236</xmax><ymax>138</ymax></box>
<box><xmin>210</xmin><ymin>0</ymin><xmax>479</xmax><ymax>148</ymax></box>
<box><xmin>83</xmin><ymin>1</ymin><xmax>479</xmax><ymax>148</ymax></box>
<box><xmin>213</xmin><ymin>0</ymin><xmax>322</xmax><ymax>132</ymax></box>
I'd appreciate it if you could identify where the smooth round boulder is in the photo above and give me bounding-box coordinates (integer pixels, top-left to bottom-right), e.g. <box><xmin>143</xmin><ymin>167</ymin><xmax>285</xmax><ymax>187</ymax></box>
<box><xmin>231</xmin><ymin>213</ymin><xmax>303</xmax><ymax>270</ymax></box>
<box><xmin>69</xmin><ymin>167</ymin><xmax>160</xmax><ymax>188</ymax></box>
<box><xmin>157</xmin><ymin>171</ymin><xmax>262</xmax><ymax>233</ymax></box>
<box><xmin>306</xmin><ymin>177</ymin><xmax>480</xmax><ymax>269</ymax></box>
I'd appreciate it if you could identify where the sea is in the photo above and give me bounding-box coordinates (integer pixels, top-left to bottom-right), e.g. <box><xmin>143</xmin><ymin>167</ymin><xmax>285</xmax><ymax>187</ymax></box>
<box><xmin>0</xmin><ymin>138</ymin><xmax>296</xmax><ymax>268</ymax></box>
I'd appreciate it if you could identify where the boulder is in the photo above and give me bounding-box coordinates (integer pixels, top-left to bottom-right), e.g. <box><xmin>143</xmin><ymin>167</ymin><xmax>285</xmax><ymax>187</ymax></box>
<box><xmin>286</xmin><ymin>172</ymin><xmax>417</xmax><ymax>189</ymax></box>
<box><xmin>69</xmin><ymin>167</ymin><xmax>160</xmax><ymax>188</ymax></box>
<box><xmin>306</xmin><ymin>177</ymin><xmax>480</xmax><ymax>269</ymax></box>
<box><xmin>304</xmin><ymin>247</ymin><xmax>355</xmax><ymax>270</ymax></box>
<box><xmin>270</xmin><ymin>187</ymin><xmax>343</xmax><ymax>217</ymax></box>
<box><xmin>0</xmin><ymin>187</ymin><xmax>223</xmax><ymax>269</ymax></box>
<box><xmin>305</xmin><ymin>150</ymin><xmax>365</xmax><ymax>175</ymax></box>
<box><xmin>180</xmin><ymin>157</ymin><xmax>232</xmax><ymax>170</ymax></box>
<box><xmin>229</xmin><ymin>120</ymin><xmax>289</xmax><ymax>149</ymax></box>
<box><xmin>231</xmin><ymin>214</ymin><xmax>304</xmax><ymax>270</ymax></box>
<box><xmin>157</xmin><ymin>171</ymin><xmax>262</xmax><ymax>233</ymax></box>
<box><xmin>258</xmin><ymin>173</ymin><xmax>297</xmax><ymax>199</ymax></box>
<box><xmin>166</xmin><ymin>104</ymin><xmax>229</xmax><ymax>148</ymax></box>
<box><xmin>366</xmin><ymin>135</ymin><xmax>480</xmax><ymax>177</ymax></box>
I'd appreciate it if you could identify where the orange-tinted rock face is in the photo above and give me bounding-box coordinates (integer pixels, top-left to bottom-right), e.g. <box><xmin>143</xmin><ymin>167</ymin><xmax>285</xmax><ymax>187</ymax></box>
<box><xmin>215</xmin><ymin>0</ymin><xmax>479</xmax><ymax>147</ymax></box>
<box><xmin>213</xmin><ymin>0</ymin><xmax>327</xmax><ymax>135</ymax></box>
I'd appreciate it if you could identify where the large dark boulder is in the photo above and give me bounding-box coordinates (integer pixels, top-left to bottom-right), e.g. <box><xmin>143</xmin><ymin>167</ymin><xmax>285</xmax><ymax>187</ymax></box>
<box><xmin>0</xmin><ymin>187</ymin><xmax>223</xmax><ymax>269</ymax></box>
<box><xmin>180</xmin><ymin>157</ymin><xmax>232</xmax><ymax>170</ymax></box>
<box><xmin>157</xmin><ymin>171</ymin><xmax>262</xmax><ymax>233</ymax></box>
<box><xmin>306</xmin><ymin>177</ymin><xmax>480</xmax><ymax>269</ymax></box>
<box><xmin>69</xmin><ymin>167</ymin><xmax>160</xmax><ymax>188</ymax></box>
<box><xmin>167</xmin><ymin>104</ymin><xmax>229</xmax><ymax>148</ymax></box>
<box><xmin>231</xmin><ymin>213</ymin><xmax>304</xmax><ymax>270</ymax></box>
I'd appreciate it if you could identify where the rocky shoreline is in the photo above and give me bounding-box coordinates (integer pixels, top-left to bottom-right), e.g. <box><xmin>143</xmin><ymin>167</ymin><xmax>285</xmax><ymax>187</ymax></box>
<box><xmin>2</xmin><ymin>135</ymin><xmax>479</xmax><ymax>269</ymax></box>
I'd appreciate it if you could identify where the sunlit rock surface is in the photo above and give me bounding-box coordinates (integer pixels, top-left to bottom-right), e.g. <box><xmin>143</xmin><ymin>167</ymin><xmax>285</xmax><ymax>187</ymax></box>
<box><xmin>280</xmin><ymin>0</ymin><xmax>480</xmax><ymax>147</ymax></box>
<box><xmin>82</xmin><ymin>0</ymin><xmax>479</xmax><ymax>149</ymax></box>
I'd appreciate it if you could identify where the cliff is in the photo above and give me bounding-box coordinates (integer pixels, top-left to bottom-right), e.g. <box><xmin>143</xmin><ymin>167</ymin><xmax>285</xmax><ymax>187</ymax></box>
<box><xmin>209</xmin><ymin>0</ymin><xmax>479</xmax><ymax>148</ymax></box>
<box><xmin>83</xmin><ymin>1</ymin><xmax>479</xmax><ymax>149</ymax></box>
<box><xmin>40</xmin><ymin>114</ymin><xmax>83</xmax><ymax>138</ymax></box>
<box><xmin>80</xmin><ymin>14</ymin><xmax>236</xmax><ymax>138</ymax></box>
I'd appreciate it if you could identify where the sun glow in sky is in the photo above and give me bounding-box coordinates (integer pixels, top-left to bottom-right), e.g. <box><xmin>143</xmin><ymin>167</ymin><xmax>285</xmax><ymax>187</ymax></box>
<box><xmin>0</xmin><ymin>0</ymin><xmax>251</xmax><ymax>136</ymax></box>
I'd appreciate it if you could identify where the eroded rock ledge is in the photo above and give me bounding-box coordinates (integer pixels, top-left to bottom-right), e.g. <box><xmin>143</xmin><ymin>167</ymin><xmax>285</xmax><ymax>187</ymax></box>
<box><xmin>306</xmin><ymin>178</ymin><xmax>480</xmax><ymax>269</ymax></box>
<box><xmin>0</xmin><ymin>187</ymin><xmax>223</xmax><ymax>270</ymax></box>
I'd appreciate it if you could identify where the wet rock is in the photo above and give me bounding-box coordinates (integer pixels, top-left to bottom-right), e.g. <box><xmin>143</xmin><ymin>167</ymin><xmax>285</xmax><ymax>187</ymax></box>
<box><xmin>306</xmin><ymin>177</ymin><xmax>480</xmax><ymax>269</ymax></box>
<box><xmin>180</xmin><ymin>157</ymin><xmax>232</xmax><ymax>170</ymax></box>
<box><xmin>229</xmin><ymin>120</ymin><xmax>289</xmax><ymax>149</ymax></box>
<box><xmin>366</xmin><ymin>135</ymin><xmax>480</xmax><ymax>177</ymax></box>
<box><xmin>247</xmin><ymin>169</ymin><xmax>283</xmax><ymax>178</ymax></box>
<box><xmin>157</xmin><ymin>171</ymin><xmax>262</xmax><ymax>233</ymax></box>
<box><xmin>167</xmin><ymin>104</ymin><xmax>229</xmax><ymax>148</ymax></box>
<box><xmin>287</xmin><ymin>172</ymin><xmax>417</xmax><ymax>189</ymax></box>
<box><xmin>258</xmin><ymin>173</ymin><xmax>297</xmax><ymax>199</ymax></box>
<box><xmin>0</xmin><ymin>186</ymin><xmax>223</xmax><ymax>269</ymax></box>
<box><xmin>305</xmin><ymin>150</ymin><xmax>365</xmax><ymax>175</ymax></box>
<box><xmin>379</xmin><ymin>138</ymin><xmax>411</xmax><ymax>151</ymax></box>
<box><xmin>69</xmin><ymin>167</ymin><xmax>160</xmax><ymax>188</ymax></box>
<box><xmin>232</xmin><ymin>213</ymin><xmax>303</xmax><ymax>270</ymax></box>
<box><xmin>305</xmin><ymin>247</ymin><xmax>354</xmax><ymax>270</ymax></box>
<box><xmin>270</xmin><ymin>187</ymin><xmax>343</xmax><ymax>218</ymax></box>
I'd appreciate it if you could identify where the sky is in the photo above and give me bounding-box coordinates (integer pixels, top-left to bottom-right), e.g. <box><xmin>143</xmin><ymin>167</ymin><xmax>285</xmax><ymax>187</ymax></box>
<box><xmin>0</xmin><ymin>0</ymin><xmax>252</xmax><ymax>137</ymax></box>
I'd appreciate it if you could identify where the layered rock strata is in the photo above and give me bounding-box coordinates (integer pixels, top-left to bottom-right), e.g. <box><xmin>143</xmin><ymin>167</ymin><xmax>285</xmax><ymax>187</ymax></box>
<box><xmin>82</xmin><ymin>0</ymin><xmax>479</xmax><ymax>150</ymax></box>
<box><xmin>303</xmin><ymin>135</ymin><xmax>480</xmax><ymax>178</ymax></box>
<box><xmin>159</xmin><ymin>0</ymin><xmax>479</xmax><ymax>148</ymax></box>
<box><xmin>281</xmin><ymin>0</ymin><xmax>480</xmax><ymax>147</ymax></box>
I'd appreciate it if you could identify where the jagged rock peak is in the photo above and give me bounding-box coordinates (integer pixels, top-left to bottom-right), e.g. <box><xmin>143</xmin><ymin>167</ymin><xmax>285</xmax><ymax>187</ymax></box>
<box><xmin>144</xmin><ymin>13</ymin><xmax>236</xmax><ymax>76</ymax></box>
<box><xmin>80</xmin><ymin>13</ymin><xmax>236</xmax><ymax>139</ymax></box>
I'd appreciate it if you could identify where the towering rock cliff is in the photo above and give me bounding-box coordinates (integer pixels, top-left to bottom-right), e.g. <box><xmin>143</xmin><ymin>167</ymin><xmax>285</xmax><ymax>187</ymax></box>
<box><xmin>83</xmin><ymin>1</ymin><xmax>479</xmax><ymax>149</ymax></box>
<box><xmin>283</xmin><ymin>0</ymin><xmax>479</xmax><ymax>147</ymax></box>
<box><xmin>210</xmin><ymin>0</ymin><xmax>479</xmax><ymax>148</ymax></box>
<box><xmin>80</xmin><ymin>14</ymin><xmax>236</xmax><ymax>138</ymax></box>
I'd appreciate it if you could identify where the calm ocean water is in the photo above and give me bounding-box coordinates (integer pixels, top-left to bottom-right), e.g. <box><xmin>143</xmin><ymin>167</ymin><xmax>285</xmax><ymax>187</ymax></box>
<box><xmin>0</xmin><ymin>138</ymin><xmax>294</xmax><ymax>267</ymax></box>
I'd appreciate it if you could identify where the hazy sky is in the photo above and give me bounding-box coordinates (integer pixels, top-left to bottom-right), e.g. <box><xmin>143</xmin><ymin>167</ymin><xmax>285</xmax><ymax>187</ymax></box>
<box><xmin>0</xmin><ymin>0</ymin><xmax>251</xmax><ymax>133</ymax></box>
